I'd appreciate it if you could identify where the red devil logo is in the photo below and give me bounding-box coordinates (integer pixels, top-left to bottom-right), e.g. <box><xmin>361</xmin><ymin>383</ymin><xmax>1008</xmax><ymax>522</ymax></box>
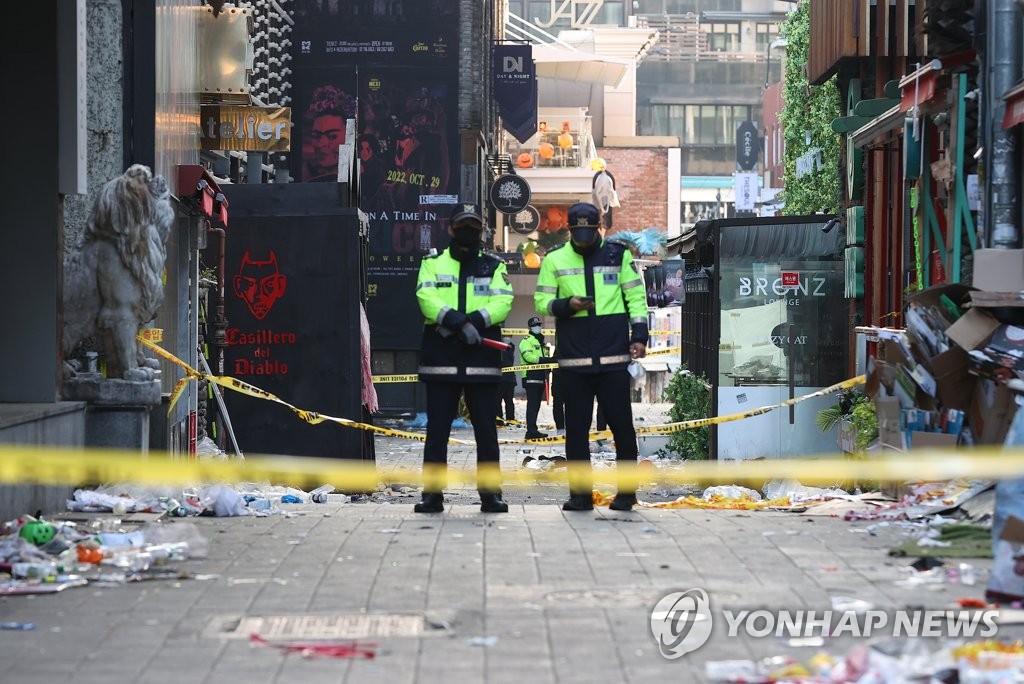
<box><xmin>233</xmin><ymin>250</ymin><xmax>287</xmax><ymax>320</ymax></box>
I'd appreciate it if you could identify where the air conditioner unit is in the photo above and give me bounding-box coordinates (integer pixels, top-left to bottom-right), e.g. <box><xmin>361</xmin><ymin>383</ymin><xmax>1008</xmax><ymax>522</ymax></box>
<box><xmin>197</xmin><ymin>5</ymin><xmax>254</xmax><ymax>104</ymax></box>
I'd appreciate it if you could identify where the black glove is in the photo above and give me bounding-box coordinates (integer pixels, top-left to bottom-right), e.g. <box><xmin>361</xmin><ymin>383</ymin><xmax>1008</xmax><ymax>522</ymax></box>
<box><xmin>458</xmin><ymin>321</ymin><xmax>482</xmax><ymax>346</ymax></box>
<box><xmin>441</xmin><ymin>309</ymin><xmax>468</xmax><ymax>332</ymax></box>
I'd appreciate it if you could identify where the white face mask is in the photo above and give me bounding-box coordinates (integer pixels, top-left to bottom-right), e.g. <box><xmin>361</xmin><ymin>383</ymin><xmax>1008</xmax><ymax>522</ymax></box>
<box><xmin>530</xmin><ymin>325</ymin><xmax>542</xmax><ymax>334</ymax></box>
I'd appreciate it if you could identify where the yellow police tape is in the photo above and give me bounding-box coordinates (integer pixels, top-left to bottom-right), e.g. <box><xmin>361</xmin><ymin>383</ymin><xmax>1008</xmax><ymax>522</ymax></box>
<box><xmin>140</xmin><ymin>335</ymin><xmax>862</xmax><ymax>449</ymax></box>
<box><xmin>1</xmin><ymin>443</ymin><xmax>1023</xmax><ymax>491</ymax></box>
<box><xmin>502</xmin><ymin>375</ymin><xmax>867</xmax><ymax>445</ymax></box>
<box><xmin>139</xmin><ymin>337</ymin><xmax>472</xmax><ymax>446</ymax></box>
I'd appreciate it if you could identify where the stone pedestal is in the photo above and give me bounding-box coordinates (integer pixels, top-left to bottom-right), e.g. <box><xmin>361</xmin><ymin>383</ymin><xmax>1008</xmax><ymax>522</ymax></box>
<box><xmin>85</xmin><ymin>405</ymin><xmax>152</xmax><ymax>453</ymax></box>
<box><xmin>63</xmin><ymin>376</ymin><xmax>160</xmax><ymax>452</ymax></box>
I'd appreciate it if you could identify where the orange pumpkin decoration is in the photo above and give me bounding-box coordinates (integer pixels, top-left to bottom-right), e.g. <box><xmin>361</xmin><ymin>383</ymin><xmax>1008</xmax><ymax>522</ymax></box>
<box><xmin>546</xmin><ymin>206</ymin><xmax>567</xmax><ymax>229</ymax></box>
<box><xmin>517</xmin><ymin>152</ymin><xmax>534</xmax><ymax>168</ymax></box>
<box><xmin>538</xmin><ymin>142</ymin><xmax>555</xmax><ymax>159</ymax></box>
<box><xmin>524</xmin><ymin>252</ymin><xmax>541</xmax><ymax>268</ymax></box>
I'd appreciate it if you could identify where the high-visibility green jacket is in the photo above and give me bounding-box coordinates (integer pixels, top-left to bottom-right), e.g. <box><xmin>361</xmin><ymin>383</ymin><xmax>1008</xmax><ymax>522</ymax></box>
<box><xmin>416</xmin><ymin>247</ymin><xmax>514</xmax><ymax>383</ymax></box>
<box><xmin>519</xmin><ymin>333</ymin><xmax>547</xmax><ymax>385</ymax></box>
<box><xmin>534</xmin><ymin>239</ymin><xmax>649</xmax><ymax>373</ymax></box>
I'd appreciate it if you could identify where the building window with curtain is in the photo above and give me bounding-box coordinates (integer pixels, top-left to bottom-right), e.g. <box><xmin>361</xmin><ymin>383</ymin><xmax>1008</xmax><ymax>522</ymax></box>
<box><xmin>755</xmin><ymin>22</ymin><xmax>779</xmax><ymax>54</ymax></box>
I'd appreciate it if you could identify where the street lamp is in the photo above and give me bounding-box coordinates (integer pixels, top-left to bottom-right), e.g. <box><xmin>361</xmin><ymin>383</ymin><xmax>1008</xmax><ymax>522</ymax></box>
<box><xmin>764</xmin><ymin>37</ymin><xmax>788</xmax><ymax>90</ymax></box>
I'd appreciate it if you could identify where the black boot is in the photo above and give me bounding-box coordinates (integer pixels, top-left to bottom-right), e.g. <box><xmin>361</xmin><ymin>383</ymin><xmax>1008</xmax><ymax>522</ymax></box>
<box><xmin>480</xmin><ymin>492</ymin><xmax>509</xmax><ymax>513</ymax></box>
<box><xmin>414</xmin><ymin>492</ymin><xmax>444</xmax><ymax>513</ymax></box>
<box><xmin>562</xmin><ymin>494</ymin><xmax>594</xmax><ymax>511</ymax></box>
<box><xmin>609</xmin><ymin>493</ymin><xmax>638</xmax><ymax>511</ymax></box>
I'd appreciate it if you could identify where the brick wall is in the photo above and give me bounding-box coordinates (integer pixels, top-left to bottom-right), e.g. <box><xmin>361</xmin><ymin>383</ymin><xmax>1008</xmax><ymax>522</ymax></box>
<box><xmin>598</xmin><ymin>147</ymin><xmax>669</xmax><ymax>234</ymax></box>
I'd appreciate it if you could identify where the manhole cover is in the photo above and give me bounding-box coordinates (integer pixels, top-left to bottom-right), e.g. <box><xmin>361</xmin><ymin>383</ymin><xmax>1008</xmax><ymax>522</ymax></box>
<box><xmin>218</xmin><ymin>614</ymin><xmax>425</xmax><ymax>639</ymax></box>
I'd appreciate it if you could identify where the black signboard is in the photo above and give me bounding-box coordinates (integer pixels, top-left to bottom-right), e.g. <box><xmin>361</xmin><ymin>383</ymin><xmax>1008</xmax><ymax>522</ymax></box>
<box><xmin>509</xmin><ymin>205</ymin><xmax>541</xmax><ymax>235</ymax></box>
<box><xmin>217</xmin><ymin>184</ymin><xmax>369</xmax><ymax>460</ymax></box>
<box><xmin>291</xmin><ymin>0</ymin><xmax>457</xmax><ymax>68</ymax></box>
<box><xmin>359</xmin><ymin>67</ymin><xmax>460</xmax><ymax>347</ymax></box>
<box><xmin>489</xmin><ymin>174</ymin><xmax>532</xmax><ymax>214</ymax></box>
<box><xmin>736</xmin><ymin>120</ymin><xmax>760</xmax><ymax>170</ymax></box>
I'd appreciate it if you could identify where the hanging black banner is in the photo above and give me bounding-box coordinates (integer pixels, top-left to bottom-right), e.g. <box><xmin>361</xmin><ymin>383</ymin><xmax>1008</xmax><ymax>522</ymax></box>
<box><xmin>493</xmin><ymin>44</ymin><xmax>537</xmax><ymax>143</ymax></box>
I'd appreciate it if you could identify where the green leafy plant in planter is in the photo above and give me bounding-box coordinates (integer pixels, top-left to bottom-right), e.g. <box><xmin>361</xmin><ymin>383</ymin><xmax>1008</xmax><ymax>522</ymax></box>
<box><xmin>658</xmin><ymin>366</ymin><xmax>711</xmax><ymax>460</ymax></box>
<box><xmin>816</xmin><ymin>388</ymin><xmax>879</xmax><ymax>492</ymax></box>
<box><xmin>816</xmin><ymin>388</ymin><xmax>877</xmax><ymax>451</ymax></box>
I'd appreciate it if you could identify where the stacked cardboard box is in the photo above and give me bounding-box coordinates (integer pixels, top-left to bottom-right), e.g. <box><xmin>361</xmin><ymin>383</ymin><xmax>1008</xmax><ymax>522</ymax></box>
<box><xmin>865</xmin><ymin>269</ymin><xmax>1019</xmax><ymax>451</ymax></box>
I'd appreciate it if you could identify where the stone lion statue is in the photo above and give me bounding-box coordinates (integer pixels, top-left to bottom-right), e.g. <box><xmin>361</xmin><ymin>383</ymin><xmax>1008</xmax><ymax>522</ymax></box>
<box><xmin>63</xmin><ymin>164</ymin><xmax>174</xmax><ymax>382</ymax></box>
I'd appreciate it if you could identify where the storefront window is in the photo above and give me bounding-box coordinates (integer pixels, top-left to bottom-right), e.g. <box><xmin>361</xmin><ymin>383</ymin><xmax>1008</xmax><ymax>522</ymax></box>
<box><xmin>718</xmin><ymin>254</ymin><xmax>846</xmax><ymax>390</ymax></box>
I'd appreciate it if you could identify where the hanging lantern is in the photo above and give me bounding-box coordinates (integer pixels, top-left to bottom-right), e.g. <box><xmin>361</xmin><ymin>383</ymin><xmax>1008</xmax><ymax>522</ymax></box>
<box><xmin>524</xmin><ymin>252</ymin><xmax>541</xmax><ymax>268</ymax></box>
<box><xmin>557</xmin><ymin>132</ymin><xmax>573</xmax><ymax>150</ymax></box>
<box><xmin>517</xmin><ymin>152</ymin><xmax>534</xmax><ymax>168</ymax></box>
<box><xmin>538</xmin><ymin>142</ymin><xmax>555</xmax><ymax>159</ymax></box>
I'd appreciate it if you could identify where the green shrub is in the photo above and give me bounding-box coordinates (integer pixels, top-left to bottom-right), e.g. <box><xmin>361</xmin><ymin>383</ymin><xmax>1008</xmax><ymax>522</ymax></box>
<box><xmin>659</xmin><ymin>366</ymin><xmax>711</xmax><ymax>460</ymax></box>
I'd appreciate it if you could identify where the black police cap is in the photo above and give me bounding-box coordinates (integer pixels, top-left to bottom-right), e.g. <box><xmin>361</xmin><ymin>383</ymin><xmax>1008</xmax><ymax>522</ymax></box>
<box><xmin>567</xmin><ymin>202</ymin><xmax>601</xmax><ymax>228</ymax></box>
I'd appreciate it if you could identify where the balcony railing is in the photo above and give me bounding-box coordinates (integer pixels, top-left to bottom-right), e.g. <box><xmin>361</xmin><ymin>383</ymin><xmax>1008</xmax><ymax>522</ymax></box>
<box><xmin>635</xmin><ymin>14</ymin><xmax>774</xmax><ymax>64</ymax></box>
<box><xmin>504</xmin><ymin>114</ymin><xmax>596</xmax><ymax>171</ymax></box>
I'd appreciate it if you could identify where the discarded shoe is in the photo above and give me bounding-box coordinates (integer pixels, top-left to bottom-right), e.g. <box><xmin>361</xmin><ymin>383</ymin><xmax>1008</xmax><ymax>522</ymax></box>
<box><xmin>414</xmin><ymin>493</ymin><xmax>445</xmax><ymax>513</ymax></box>
<box><xmin>480</xmin><ymin>493</ymin><xmax>509</xmax><ymax>513</ymax></box>
<box><xmin>562</xmin><ymin>494</ymin><xmax>594</xmax><ymax>511</ymax></box>
<box><xmin>525</xmin><ymin>431</ymin><xmax>549</xmax><ymax>440</ymax></box>
<box><xmin>609</xmin><ymin>493</ymin><xmax>638</xmax><ymax>511</ymax></box>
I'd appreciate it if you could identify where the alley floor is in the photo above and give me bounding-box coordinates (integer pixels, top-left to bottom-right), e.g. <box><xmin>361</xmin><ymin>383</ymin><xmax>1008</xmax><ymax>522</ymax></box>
<box><xmin>0</xmin><ymin>399</ymin><xmax>1017</xmax><ymax>683</ymax></box>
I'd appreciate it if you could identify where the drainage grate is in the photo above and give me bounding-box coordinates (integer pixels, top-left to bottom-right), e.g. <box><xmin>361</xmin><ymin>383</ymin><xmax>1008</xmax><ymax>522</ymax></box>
<box><xmin>220</xmin><ymin>614</ymin><xmax>425</xmax><ymax>639</ymax></box>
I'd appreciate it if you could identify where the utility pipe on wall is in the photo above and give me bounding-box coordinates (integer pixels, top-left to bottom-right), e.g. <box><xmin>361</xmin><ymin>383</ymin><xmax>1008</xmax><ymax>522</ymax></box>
<box><xmin>986</xmin><ymin>0</ymin><xmax>1022</xmax><ymax>247</ymax></box>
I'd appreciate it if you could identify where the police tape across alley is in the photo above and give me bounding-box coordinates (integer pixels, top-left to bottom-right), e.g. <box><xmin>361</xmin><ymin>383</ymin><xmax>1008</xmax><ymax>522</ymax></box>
<box><xmin>0</xmin><ymin>335</ymin><xmax>965</xmax><ymax>491</ymax></box>
<box><xmin>140</xmin><ymin>335</ymin><xmax>853</xmax><ymax>447</ymax></box>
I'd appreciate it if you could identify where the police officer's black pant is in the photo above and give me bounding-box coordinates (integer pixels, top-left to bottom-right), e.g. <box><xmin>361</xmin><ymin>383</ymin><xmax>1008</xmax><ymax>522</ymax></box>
<box><xmin>551</xmin><ymin>371</ymin><xmax>565</xmax><ymax>430</ymax></box>
<box><xmin>561</xmin><ymin>368</ymin><xmax>639</xmax><ymax>493</ymax></box>
<box><xmin>524</xmin><ymin>382</ymin><xmax>545</xmax><ymax>433</ymax></box>
<box><xmin>496</xmin><ymin>382</ymin><xmax>516</xmax><ymax>421</ymax></box>
<box><xmin>424</xmin><ymin>382</ymin><xmax>500</xmax><ymax>493</ymax></box>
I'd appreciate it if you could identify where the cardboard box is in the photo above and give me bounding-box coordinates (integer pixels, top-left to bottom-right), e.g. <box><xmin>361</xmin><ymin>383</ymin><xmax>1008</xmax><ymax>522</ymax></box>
<box><xmin>973</xmin><ymin>248</ymin><xmax>1024</xmax><ymax>293</ymax></box>
<box><xmin>969</xmin><ymin>378</ymin><xmax>1016</xmax><ymax>444</ymax></box>
<box><xmin>930</xmin><ymin>346</ymin><xmax>974</xmax><ymax>412</ymax></box>
<box><xmin>946</xmin><ymin>307</ymin><xmax>1000</xmax><ymax>351</ymax></box>
<box><xmin>907</xmin><ymin>431</ymin><xmax>959</xmax><ymax>449</ymax></box>
<box><xmin>875</xmin><ymin>396</ymin><xmax>905</xmax><ymax>450</ymax></box>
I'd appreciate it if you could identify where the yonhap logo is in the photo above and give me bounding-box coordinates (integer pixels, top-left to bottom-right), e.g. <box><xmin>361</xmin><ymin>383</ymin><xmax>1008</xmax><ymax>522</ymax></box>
<box><xmin>650</xmin><ymin>589</ymin><xmax>713</xmax><ymax>659</ymax></box>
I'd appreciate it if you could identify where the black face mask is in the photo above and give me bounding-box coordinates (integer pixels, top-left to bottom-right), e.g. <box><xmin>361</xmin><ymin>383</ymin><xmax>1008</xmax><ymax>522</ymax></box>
<box><xmin>570</xmin><ymin>227</ymin><xmax>599</xmax><ymax>247</ymax></box>
<box><xmin>452</xmin><ymin>225</ymin><xmax>481</xmax><ymax>248</ymax></box>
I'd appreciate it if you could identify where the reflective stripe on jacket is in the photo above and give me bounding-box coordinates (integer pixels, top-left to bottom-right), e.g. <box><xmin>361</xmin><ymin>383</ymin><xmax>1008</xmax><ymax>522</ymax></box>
<box><xmin>534</xmin><ymin>239</ymin><xmax>649</xmax><ymax>373</ymax></box>
<box><xmin>519</xmin><ymin>333</ymin><xmax>547</xmax><ymax>384</ymax></box>
<box><xmin>416</xmin><ymin>247</ymin><xmax>514</xmax><ymax>383</ymax></box>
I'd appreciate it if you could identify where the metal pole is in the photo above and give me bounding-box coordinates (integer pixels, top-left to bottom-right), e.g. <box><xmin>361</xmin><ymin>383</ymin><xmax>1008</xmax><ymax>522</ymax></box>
<box><xmin>986</xmin><ymin>0</ymin><xmax>1022</xmax><ymax>248</ymax></box>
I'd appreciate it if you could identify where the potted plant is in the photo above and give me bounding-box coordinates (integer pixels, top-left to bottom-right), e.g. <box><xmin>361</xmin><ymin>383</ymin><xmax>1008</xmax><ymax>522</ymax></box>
<box><xmin>816</xmin><ymin>389</ymin><xmax>878</xmax><ymax>453</ymax></box>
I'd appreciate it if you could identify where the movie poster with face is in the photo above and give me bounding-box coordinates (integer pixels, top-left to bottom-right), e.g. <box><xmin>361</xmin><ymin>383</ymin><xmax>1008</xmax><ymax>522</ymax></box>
<box><xmin>291</xmin><ymin>0</ymin><xmax>460</xmax><ymax>347</ymax></box>
<box><xmin>291</xmin><ymin>68</ymin><xmax>358</xmax><ymax>183</ymax></box>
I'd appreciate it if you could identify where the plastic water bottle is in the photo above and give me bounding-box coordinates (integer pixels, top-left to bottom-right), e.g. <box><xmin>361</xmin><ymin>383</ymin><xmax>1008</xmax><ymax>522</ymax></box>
<box><xmin>309</xmin><ymin>484</ymin><xmax>335</xmax><ymax>504</ymax></box>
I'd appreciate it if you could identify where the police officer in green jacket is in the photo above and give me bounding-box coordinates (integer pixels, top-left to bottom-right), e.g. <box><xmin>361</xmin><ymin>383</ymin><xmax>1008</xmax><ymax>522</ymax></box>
<box><xmin>415</xmin><ymin>203</ymin><xmax>514</xmax><ymax>513</ymax></box>
<box><xmin>519</xmin><ymin>316</ymin><xmax>550</xmax><ymax>439</ymax></box>
<box><xmin>534</xmin><ymin>202</ymin><xmax>649</xmax><ymax>511</ymax></box>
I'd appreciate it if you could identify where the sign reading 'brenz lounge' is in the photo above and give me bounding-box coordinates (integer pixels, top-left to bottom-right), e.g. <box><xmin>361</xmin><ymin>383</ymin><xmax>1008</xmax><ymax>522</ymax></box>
<box><xmin>199</xmin><ymin>105</ymin><xmax>291</xmax><ymax>152</ymax></box>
